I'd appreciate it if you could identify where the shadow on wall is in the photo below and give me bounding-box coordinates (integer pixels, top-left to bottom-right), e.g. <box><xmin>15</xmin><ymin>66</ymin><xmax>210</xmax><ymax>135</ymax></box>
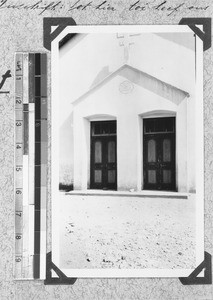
<box><xmin>59</xmin><ymin>163</ymin><xmax>73</xmax><ymax>191</ymax></box>
<box><xmin>59</xmin><ymin>111</ymin><xmax>74</xmax><ymax>191</ymax></box>
<box><xmin>59</xmin><ymin>183</ymin><xmax>73</xmax><ymax>192</ymax></box>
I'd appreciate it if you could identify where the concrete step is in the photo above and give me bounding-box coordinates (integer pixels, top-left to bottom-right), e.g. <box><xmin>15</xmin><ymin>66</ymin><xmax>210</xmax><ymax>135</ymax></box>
<box><xmin>65</xmin><ymin>189</ymin><xmax>190</xmax><ymax>199</ymax></box>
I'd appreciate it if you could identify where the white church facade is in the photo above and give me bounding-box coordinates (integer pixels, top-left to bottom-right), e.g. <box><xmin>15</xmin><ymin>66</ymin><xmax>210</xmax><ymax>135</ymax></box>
<box><xmin>59</xmin><ymin>31</ymin><xmax>196</xmax><ymax>193</ymax></box>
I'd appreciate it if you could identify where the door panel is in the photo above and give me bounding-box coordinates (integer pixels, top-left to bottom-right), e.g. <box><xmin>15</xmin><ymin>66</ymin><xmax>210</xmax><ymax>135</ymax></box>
<box><xmin>163</xmin><ymin>170</ymin><xmax>171</xmax><ymax>184</ymax></box>
<box><xmin>108</xmin><ymin>170</ymin><xmax>116</xmax><ymax>183</ymax></box>
<box><xmin>94</xmin><ymin>141</ymin><xmax>102</xmax><ymax>163</ymax></box>
<box><xmin>104</xmin><ymin>137</ymin><xmax>117</xmax><ymax>189</ymax></box>
<box><xmin>143</xmin><ymin>117</ymin><xmax>176</xmax><ymax>191</ymax></box>
<box><xmin>163</xmin><ymin>138</ymin><xmax>171</xmax><ymax>162</ymax></box>
<box><xmin>147</xmin><ymin>139</ymin><xmax>156</xmax><ymax>162</ymax></box>
<box><xmin>159</xmin><ymin>135</ymin><xmax>175</xmax><ymax>190</ymax></box>
<box><xmin>91</xmin><ymin>137</ymin><xmax>104</xmax><ymax>189</ymax></box>
<box><xmin>108</xmin><ymin>140</ymin><xmax>116</xmax><ymax>163</ymax></box>
<box><xmin>94</xmin><ymin>170</ymin><xmax>102</xmax><ymax>183</ymax></box>
<box><xmin>148</xmin><ymin>170</ymin><xmax>157</xmax><ymax>184</ymax></box>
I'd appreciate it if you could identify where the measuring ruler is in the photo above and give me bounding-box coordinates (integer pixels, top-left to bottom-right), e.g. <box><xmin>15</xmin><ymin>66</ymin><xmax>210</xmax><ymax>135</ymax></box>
<box><xmin>14</xmin><ymin>52</ymin><xmax>47</xmax><ymax>280</ymax></box>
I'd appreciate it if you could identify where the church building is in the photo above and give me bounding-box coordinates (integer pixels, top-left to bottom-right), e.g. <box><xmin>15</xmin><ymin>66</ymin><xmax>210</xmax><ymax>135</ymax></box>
<box><xmin>59</xmin><ymin>31</ymin><xmax>196</xmax><ymax>193</ymax></box>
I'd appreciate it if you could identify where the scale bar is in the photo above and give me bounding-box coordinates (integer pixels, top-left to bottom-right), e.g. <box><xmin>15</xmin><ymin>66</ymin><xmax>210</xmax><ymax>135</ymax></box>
<box><xmin>14</xmin><ymin>52</ymin><xmax>47</xmax><ymax>280</ymax></box>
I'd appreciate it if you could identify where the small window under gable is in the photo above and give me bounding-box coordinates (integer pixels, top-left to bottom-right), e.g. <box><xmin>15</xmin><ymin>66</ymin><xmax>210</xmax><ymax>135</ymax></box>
<box><xmin>144</xmin><ymin>117</ymin><xmax>175</xmax><ymax>134</ymax></box>
<box><xmin>91</xmin><ymin>121</ymin><xmax>116</xmax><ymax>136</ymax></box>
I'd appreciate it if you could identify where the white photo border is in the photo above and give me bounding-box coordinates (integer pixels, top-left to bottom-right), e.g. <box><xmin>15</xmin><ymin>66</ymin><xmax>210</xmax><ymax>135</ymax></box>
<box><xmin>51</xmin><ymin>25</ymin><xmax>204</xmax><ymax>278</ymax></box>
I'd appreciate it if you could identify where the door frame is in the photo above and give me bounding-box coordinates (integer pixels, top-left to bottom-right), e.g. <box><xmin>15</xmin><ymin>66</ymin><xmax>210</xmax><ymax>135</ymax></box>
<box><xmin>142</xmin><ymin>114</ymin><xmax>176</xmax><ymax>191</ymax></box>
<box><xmin>90</xmin><ymin>120</ymin><xmax>117</xmax><ymax>190</ymax></box>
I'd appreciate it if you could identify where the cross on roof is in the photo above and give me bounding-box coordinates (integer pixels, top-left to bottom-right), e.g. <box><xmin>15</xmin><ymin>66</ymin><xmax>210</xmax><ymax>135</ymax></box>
<box><xmin>117</xmin><ymin>33</ymin><xmax>140</xmax><ymax>64</ymax></box>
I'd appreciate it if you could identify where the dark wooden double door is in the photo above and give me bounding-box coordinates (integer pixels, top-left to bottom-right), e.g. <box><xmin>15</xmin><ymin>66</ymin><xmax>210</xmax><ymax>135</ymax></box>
<box><xmin>90</xmin><ymin>121</ymin><xmax>117</xmax><ymax>190</ymax></box>
<box><xmin>143</xmin><ymin>117</ymin><xmax>176</xmax><ymax>191</ymax></box>
<box><xmin>90</xmin><ymin>118</ymin><xmax>176</xmax><ymax>191</ymax></box>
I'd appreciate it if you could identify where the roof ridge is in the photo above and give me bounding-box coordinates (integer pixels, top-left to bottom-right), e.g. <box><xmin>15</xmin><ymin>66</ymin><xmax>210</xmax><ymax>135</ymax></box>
<box><xmin>72</xmin><ymin>64</ymin><xmax>189</xmax><ymax>106</ymax></box>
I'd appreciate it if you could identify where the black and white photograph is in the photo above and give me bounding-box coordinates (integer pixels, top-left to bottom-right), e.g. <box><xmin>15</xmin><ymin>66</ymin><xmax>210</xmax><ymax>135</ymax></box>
<box><xmin>51</xmin><ymin>25</ymin><xmax>204</xmax><ymax>277</ymax></box>
<box><xmin>1</xmin><ymin>0</ymin><xmax>213</xmax><ymax>296</ymax></box>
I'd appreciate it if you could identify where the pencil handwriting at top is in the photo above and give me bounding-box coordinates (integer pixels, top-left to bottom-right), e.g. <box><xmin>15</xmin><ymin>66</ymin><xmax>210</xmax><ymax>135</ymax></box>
<box><xmin>0</xmin><ymin>70</ymin><xmax>11</xmax><ymax>92</ymax></box>
<box><xmin>0</xmin><ymin>0</ymin><xmax>210</xmax><ymax>15</ymax></box>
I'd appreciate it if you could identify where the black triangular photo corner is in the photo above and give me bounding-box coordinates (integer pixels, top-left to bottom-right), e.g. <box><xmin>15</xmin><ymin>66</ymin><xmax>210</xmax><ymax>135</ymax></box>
<box><xmin>43</xmin><ymin>17</ymin><xmax>76</xmax><ymax>51</ymax></box>
<box><xmin>44</xmin><ymin>252</ymin><xmax>77</xmax><ymax>285</ymax></box>
<box><xmin>43</xmin><ymin>17</ymin><xmax>211</xmax><ymax>51</ymax></box>
<box><xmin>179</xmin><ymin>252</ymin><xmax>212</xmax><ymax>285</ymax></box>
<box><xmin>179</xmin><ymin>18</ymin><xmax>211</xmax><ymax>51</ymax></box>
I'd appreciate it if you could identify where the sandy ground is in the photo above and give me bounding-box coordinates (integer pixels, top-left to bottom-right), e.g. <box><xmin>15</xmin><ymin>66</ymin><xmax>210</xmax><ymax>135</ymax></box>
<box><xmin>58</xmin><ymin>193</ymin><xmax>196</xmax><ymax>269</ymax></box>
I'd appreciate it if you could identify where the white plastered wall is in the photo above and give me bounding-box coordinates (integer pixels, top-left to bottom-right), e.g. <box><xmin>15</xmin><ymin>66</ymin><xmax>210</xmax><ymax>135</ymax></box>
<box><xmin>73</xmin><ymin>71</ymin><xmax>193</xmax><ymax>192</ymax></box>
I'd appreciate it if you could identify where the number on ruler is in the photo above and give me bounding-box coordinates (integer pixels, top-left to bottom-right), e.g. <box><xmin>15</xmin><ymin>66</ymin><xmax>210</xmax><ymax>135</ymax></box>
<box><xmin>15</xmin><ymin>256</ymin><xmax>22</xmax><ymax>263</ymax></box>
<box><xmin>16</xmin><ymin>235</ymin><xmax>22</xmax><ymax>240</ymax></box>
<box><xmin>16</xmin><ymin>60</ymin><xmax>22</xmax><ymax>72</ymax></box>
<box><xmin>16</xmin><ymin>212</ymin><xmax>22</xmax><ymax>217</ymax></box>
<box><xmin>16</xmin><ymin>144</ymin><xmax>22</xmax><ymax>149</ymax></box>
<box><xmin>16</xmin><ymin>122</ymin><xmax>22</xmax><ymax>126</ymax></box>
<box><xmin>16</xmin><ymin>96</ymin><xmax>22</xmax><ymax>104</ymax></box>
<box><xmin>16</xmin><ymin>189</ymin><xmax>22</xmax><ymax>194</ymax></box>
<box><xmin>16</xmin><ymin>167</ymin><xmax>22</xmax><ymax>172</ymax></box>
